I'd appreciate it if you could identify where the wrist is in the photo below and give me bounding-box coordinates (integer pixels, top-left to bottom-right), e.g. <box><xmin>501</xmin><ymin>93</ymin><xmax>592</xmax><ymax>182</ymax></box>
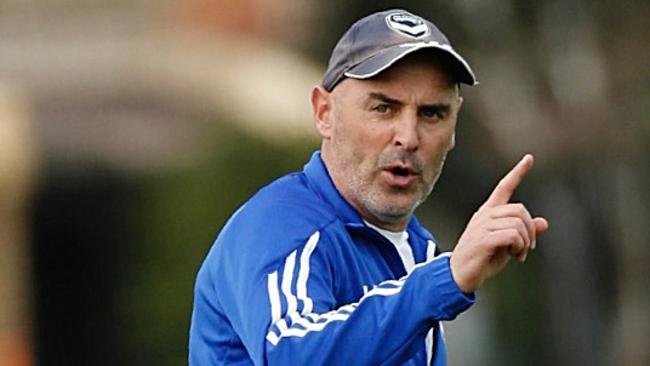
<box><xmin>449</xmin><ymin>253</ymin><xmax>476</xmax><ymax>294</ymax></box>
<box><xmin>428</xmin><ymin>253</ymin><xmax>476</xmax><ymax>320</ymax></box>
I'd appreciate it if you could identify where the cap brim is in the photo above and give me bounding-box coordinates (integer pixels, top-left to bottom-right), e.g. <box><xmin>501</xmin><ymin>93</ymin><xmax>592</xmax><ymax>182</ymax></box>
<box><xmin>344</xmin><ymin>42</ymin><xmax>477</xmax><ymax>86</ymax></box>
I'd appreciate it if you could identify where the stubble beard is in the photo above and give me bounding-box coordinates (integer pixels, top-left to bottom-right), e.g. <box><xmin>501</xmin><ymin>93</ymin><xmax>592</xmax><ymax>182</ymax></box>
<box><xmin>340</xmin><ymin>150</ymin><xmax>447</xmax><ymax>228</ymax></box>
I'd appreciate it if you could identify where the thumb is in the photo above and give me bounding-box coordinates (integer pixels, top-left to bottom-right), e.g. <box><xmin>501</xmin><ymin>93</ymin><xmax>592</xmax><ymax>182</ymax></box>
<box><xmin>533</xmin><ymin>217</ymin><xmax>549</xmax><ymax>235</ymax></box>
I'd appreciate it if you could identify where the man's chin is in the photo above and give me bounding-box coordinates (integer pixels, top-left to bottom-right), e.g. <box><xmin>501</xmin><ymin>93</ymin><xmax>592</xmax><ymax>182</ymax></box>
<box><xmin>366</xmin><ymin>199</ymin><xmax>418</xmax><ymax>225</ymax></box>
<box><xmin>384</xmin><ymin>191</ymin><xmax>422</xmax><ymax>211</ymax></box>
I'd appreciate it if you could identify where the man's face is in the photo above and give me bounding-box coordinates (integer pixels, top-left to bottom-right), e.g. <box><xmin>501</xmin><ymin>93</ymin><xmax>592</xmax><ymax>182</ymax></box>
<box><xmin>313</xmin><ymin>56</ymin><xmax>463</xmax><ymax>231</ymax></box>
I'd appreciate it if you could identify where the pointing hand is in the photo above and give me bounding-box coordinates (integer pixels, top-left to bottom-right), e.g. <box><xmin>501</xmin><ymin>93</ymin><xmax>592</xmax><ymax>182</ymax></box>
<box><xmin>449</xmin><ymin>155</ymin><xmax>549</xmax><ymax>294</ymax></box>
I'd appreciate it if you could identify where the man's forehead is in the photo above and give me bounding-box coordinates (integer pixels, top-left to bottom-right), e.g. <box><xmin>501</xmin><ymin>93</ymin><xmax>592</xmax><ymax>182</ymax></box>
<box><xmin>331</xmin><ymin>83</ymin><xmax>458</xmax><ymax>111</ymax></box>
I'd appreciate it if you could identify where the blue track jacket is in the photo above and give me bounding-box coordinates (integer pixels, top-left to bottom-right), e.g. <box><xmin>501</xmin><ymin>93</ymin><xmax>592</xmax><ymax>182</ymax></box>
<box><xmin>190</xmin><ymin>151</ymin><xmax>475</xmax><ymax>365</ymax></box>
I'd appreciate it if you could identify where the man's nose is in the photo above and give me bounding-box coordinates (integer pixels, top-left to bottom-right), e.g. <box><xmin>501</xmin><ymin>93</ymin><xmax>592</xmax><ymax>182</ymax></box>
<box><xmin>393</xmin><ymin>112</ymin><xmax>419</xmax><ymax>151</ymax></box>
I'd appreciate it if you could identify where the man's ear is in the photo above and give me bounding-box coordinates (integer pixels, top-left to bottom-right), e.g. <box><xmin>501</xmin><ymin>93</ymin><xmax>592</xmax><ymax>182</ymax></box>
<box><xmin>311</xmin><ymin>85</ymin><xmax>333</xmax><ymax>139</ymax></box>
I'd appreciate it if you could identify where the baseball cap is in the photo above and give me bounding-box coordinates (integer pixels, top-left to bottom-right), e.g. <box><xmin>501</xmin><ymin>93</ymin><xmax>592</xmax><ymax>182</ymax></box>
<box><xmin>322</xmin><ymin>9</ymin><xmax>477</xmax><ymax>91</ymax></box>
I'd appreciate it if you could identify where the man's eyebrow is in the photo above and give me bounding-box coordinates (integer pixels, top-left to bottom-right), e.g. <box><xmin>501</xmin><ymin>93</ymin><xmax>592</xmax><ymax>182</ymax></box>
<box><xmin>366</xmin><ymin>92</ymin><xmax>403</xmax><ymax>105</ymax></box>
<box><xmin>367</xmin><ymin>92</ymin><xmax>452</xmax><ymax>110</ymax></box>
<box><xmin>421</xmin><ymin>103</ymin><xmax>451</xmax><ymax>112</ymax></box>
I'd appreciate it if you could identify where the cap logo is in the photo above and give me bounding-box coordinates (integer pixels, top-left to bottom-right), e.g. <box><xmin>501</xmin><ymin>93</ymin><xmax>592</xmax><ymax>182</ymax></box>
<box><xmin>385</xmin><ymin>12</ymin><xmax>430</xmax><ymax>39</ymax></box>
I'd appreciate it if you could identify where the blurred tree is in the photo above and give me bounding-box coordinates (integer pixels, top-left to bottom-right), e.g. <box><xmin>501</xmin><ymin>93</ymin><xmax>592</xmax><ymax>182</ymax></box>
<box><xmin>120</xmin><ymin>122</ymin><xmax>317</xmax><ymax>365</ymax></box>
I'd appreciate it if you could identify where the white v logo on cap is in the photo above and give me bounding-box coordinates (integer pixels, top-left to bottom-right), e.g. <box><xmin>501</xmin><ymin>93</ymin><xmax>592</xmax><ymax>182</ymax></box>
<box><xmin>385</xmin><ymin>12</ymin><xmax>430</xmax><ymax>39</ymax></box>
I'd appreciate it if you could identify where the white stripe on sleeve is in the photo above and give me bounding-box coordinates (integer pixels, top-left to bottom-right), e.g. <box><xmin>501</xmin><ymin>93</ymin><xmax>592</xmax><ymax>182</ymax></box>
<box><xmin>281</xmin><ymin>250</ymin><xmax>298</xmax><ymax>315</ymax></box>
<box><xmin>267</xmin><ymin>270</ymin><xmax>281</xmax><ymax>324</ymax></box>
<box><xmin>297</xmin><ymin>231</ymin><xmax>320</xmax><ymax>315</ymax></box>
<box><xmin>266</xmin><ymin>331</ymin><xmax>279</xmax><ymax>345</ymax></box>
<box><xmin>426</xmin><ymin>240</ymin><xmax>437</xmax><ymax>262</ymax></box>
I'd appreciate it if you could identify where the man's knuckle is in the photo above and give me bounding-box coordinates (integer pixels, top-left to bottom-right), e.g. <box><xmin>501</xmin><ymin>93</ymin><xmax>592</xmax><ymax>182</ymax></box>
<box><xmin>514</xmin><ymin>202</ymin><xmax>526</xmax><ymax>213</ymax></box>
<box><xmin>507</xmin><ymin>229</ymin><xmax>520</xmax><ymax>242</ymax></box>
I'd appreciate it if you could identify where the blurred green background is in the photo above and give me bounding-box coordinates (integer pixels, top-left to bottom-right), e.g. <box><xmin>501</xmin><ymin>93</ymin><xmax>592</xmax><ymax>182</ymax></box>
<box><xmin>0</xmin><ymin>1</ymin><xmax>648</xmax><ymax>365</ymax></box>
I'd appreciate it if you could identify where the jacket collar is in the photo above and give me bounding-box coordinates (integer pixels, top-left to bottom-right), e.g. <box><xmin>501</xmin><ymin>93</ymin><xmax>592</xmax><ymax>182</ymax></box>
<box><xmin>302</xmin><ymin>151</ymin><xmax>434</xmax><ymax>242</ymax></box>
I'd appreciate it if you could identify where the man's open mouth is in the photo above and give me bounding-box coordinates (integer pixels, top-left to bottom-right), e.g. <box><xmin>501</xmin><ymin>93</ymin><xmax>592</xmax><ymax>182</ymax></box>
<box><xmin>382</xmin><ymin>164</ymin><xmax>419</xmax><ymax>187</ymax></box>
<box><xmin>389</xmin><ymin>166</ymin><xmax>412</xmax><ymax>177</ymax></box>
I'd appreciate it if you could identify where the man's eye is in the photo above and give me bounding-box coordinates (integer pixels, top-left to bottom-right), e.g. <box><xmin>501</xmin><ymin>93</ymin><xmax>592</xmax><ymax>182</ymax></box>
<box><xmin>422</xmin><ymin>109</ymin><xmax>443</xmax><ymax>119</ymax></box>
<box><xmin>373</xmin><ymin>104</ymin><xmax>390</xmax><ymax>113</ymax></box>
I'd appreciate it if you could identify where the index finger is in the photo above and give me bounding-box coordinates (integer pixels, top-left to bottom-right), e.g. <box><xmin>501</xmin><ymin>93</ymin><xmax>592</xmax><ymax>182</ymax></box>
<box><xmin>483</xmin><ymin>154</ymin><xmax>534</xmax><ymax>208</ymax></box>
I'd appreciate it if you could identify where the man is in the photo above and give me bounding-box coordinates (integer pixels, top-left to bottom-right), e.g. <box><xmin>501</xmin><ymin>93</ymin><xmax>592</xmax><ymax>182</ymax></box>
<box><xmin>189</xmin><ymin>9</ymin><xmax>548</xmax><ymax>365</ymax></box>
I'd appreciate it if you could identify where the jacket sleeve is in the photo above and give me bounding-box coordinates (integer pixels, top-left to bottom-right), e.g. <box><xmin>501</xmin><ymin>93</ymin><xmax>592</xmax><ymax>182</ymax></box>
<box><xmin>216</xmin><ymin>226</ymin><xmax>475</xmax><ymax>365</ymax></box>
